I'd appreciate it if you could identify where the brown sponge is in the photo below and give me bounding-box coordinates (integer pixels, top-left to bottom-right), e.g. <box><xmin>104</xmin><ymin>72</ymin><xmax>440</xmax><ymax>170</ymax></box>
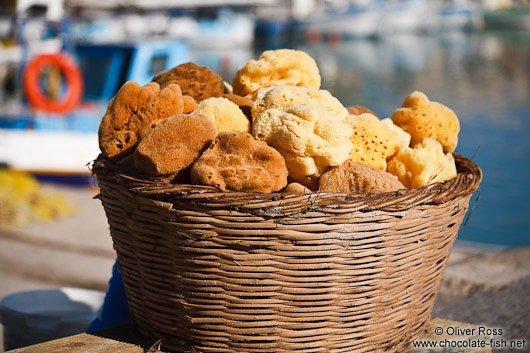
<box><xmin>152</xmin><ymin>62</ymin><xmax>224</xmax><ymax>102</ymax></box>
<box><xmin>347</xmin><ymin>105</ymin><xmax>377</xmax><ymax>117</ymax></box>
<box><xmin>190</xmin><ymin>131</ymin><xmax>288</xmax><ymax>193</ymax></box>
<box><xmin>282</xmin><ymin>182</ymin><xmax>312</xmax><ymax>194</ymax></box>
<box><xmin>98</xmin><ymin>81</ymin><xmax>186</xmax><ymax>161</ymax></box>
<box><xmin>319</xmin><ymin>160</ymin><xmax>404</xmax><ymax>194</ymax></box>
<box><xmin>182</xmin><ymin>95</ymin><xmax>198</xmax><ymax>113</ymax></box>
<box><xmin>134</xmin><ymin>114</ymin><xmax>217</xmax><ymax>176</ymax></box>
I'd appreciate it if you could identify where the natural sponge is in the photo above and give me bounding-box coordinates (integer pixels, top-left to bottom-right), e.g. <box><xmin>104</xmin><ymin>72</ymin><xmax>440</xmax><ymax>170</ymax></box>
<box><xmin>192</xmin><ymin>97</ymin><xmax>250</xmax><ymax>133</ymax></box>
<box><xmin>282</xmin><ymin>182</ymin><xmax>311</xmax><ymax>194</ymax></box>
<box><xmin>343</xmin><ymin>113</ymin><xmax>402</xmax><ymax>171</ymax></box>
<box><xmin>134</xmin><ymin>114</ymin><xmax>217</xmax><ymax>176</ymax></box>
<box><xmin>347</xmin><ymin>105</ymin><xmax>377</xmax><ymax>117</ymax></box>
<box><xmin>253</xmin><ymin>104</ymin><xmax>353</xmax><ymax>183</ymax></box>
<box><xmin>182</xmin><ymin>95</ymin><xmax>198</xmax><ymax>113</ymax></box>
<box><xmin>392</xmin><ymin>91</ymin><xmax>460</xmax><ymax>152</ymax></box>
<box><xmin>387</xmin><ymin>138</ymin><xmax>457</xmax><ymax>189</ymax></box>
<box><xmin>233</xmin><ymin>49</ymin><xmax>321</xmax><ymax>98</ymax></box>
<box><xmin>152</xmin><ymin>62</ymin><xmax>224</xmax><ymax>102</ymax></box>
<box><xmin>190</xmin><ymin>132</ymin><xmax>288</xmax><ymax>193</ymax></box>
<box><xmin>319</xmin><ymin>160</ymin><xmax>404</xmax><ymax>194</ymax></box>
<box><xmin>223</xmin><ymin>93</ymin><xmax>253</xmax><ymax>119</ymax></box>
<box><xmin>252</xmin><ymin>86</ymin><xmax>348</xmax><ymax>121</ymax></box>
<box><xmin>98</xmin><ymin>81</ymin><xmax>186</xmax><ymax>161</ymax></box>
<box><xmin>381</xmin><ymin>118</ymin><xmax>411</xmax><ymax>148</ymax></box>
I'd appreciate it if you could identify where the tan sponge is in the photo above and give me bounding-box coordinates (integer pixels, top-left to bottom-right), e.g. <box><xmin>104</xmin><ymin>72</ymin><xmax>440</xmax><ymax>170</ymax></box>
<box><xmin>343</xmin><ymin>113</ymin><xmax>402</xmax><ymax>171</ymax></box>
<box><xmin>98</xmin><ymin>81</ymin><xmax>186</xmax><ymax>161</ymax></box>
<box><xmin>233</xmin><ymin>49</ymin><xmax>321</xmax><ymax>98</ymax></box>
<box><xmin>190</xmin><ymin>132</ymin><xmax>288</xmax><ymax>193</ymax></box>
<box><xmin>192</xmin><ymin>97</ymin><xmax>250</xmax><ymax>133</ymax></box>
<box><xmin>347</xmin><ymin>105</ymin><xmax>377</xmax><ymax>117</ymax></box>
<box><xmin>134</xmin><ymin>114</ymin><xmax>217</xmax><ymax>176</ymax></box>
<box><xmin>153</xmin><ymin>62</ymin><xmax>224</xmax><ymax>102</ymax></box>
<box><xmin>392</xmin><ymin>91</ymin><xmax>460</xmax><ymax>152</ymax></box>
<box><xmin>387</xmin><ymin>138</ymin><xmax>457</xmax><ymax>189</ymax></box>
<box><xmin>319</xmin><ymin>160</ymin><xmax>404</xmax><ymax>194</ymax></box>
<box><xmin>252</xmin><ymin>86</ymin><xmax>348</xmax><ymax>121</ymax></box>
<box><xmin>253</xmin><ymin>104</ymin><xmax>352</xmax><ymax>183</ymax></box>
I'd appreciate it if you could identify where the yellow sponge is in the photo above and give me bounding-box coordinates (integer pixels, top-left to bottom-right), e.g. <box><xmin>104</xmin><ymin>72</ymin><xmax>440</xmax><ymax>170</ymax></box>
<box><xmin>381</xmin><ymin>118</ymin><xmax>411</xmax><ymax>148</ymax></box>
<box><xmin>392</xmin><ymin>91</ymin><xmax>460</xmax><ymax>152</ymax></box>
<box><xmin>192</xmin><ymin>97</ymin><xmax>250</xmax><ymax>133</ymax></box>
<box><xmin>232</xmin><ymin>49</ymin><xmax>321</xmax><ymax>98</ymax></box>
<box><xmin>343</xmin><ymin>113</ymin><xmax>402</xmax><ymax>171</ymax></box>
<box><xmin>387</xmin><ymin>138</ymin><xmax>457</xmax><ymax>189</ymax></box>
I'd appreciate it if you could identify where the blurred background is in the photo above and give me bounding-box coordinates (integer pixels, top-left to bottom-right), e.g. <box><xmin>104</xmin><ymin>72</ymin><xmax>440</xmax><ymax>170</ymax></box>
<box><xmin>0</xmin><ymin>0</ymin><xmax>529</xmax><ymax>351</ymax></box>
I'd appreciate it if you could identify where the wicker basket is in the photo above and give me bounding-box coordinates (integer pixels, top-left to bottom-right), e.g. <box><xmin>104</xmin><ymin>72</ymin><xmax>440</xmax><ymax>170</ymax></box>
<box><xmin>93</xmin><ymin>154</ymin><xmax>481</xmax><ymax>353</ymax></box>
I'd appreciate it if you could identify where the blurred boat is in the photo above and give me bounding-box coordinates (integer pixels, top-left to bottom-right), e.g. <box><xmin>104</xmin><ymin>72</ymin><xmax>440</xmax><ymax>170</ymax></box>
<box><xmin>380</xmin><ymin>0</ymin><xmax>433</xmax><ymax>34</ymax></box>
<box><xmin>74</xmin><ymin>8</ymin><xmax>255</xmax><ymax>49</ymax></box>
<box><xmin>296</xmin><ymin>1</ymin><xmax>382</xmax><ymax>39</ymax></box>
<box><xmin>1</xmin><ymin>23</ymin><xmax>191</xmax><ymax>184</ymax></box>
<box><xmin>483</xmin><ymin>6</ymin><xmax>530</xmax><ymax>31</ymax></box>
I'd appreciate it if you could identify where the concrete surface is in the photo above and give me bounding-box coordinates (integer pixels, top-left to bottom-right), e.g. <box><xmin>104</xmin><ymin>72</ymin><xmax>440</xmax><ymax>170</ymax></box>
<box><xmin>0</xmin><ymin>185</ymin><xmax>529</xmax><ymax>352</ymax></box>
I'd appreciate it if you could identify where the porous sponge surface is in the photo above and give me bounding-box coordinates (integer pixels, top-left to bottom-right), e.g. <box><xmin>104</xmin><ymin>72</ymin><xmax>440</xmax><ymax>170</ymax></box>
<box><xmin>343</xmin><ymin>113</ymin><xmax>402</xmax><ymax>171</ymax></box>
<box><xmin>252</xmin><ymin>86</ymin><xmax>348</xmax><ymax>121</ymax></box>
<box><xmin>319</xmin><ymin>160</ymin><xmax>404</xmax><ymax>194</ymax></box>
<box><xmin>392</xmin><ymin>91</ymin><xmax>460</xmax><ymax>153</ymax></box>
<box><xmin>387</xmin><ymin>138</ymin><xmax>457</xmax><ymax>189</ymax></box>
<box><xmin>190</xmin><ymin>132</ymin><xmax>288</xmax><ymax>193</ymax></box>
<box><xmin>193</xmin><ymin>97</ymin><xmax>250</xmax><ymax>133</ymax></box>
<box><xmin>98</xmin><ymin>82</ymin><xmax>185</xmax><ymax>161</ymax></box>
<box><xmin>134</xmin><ymin>114</ymin><xmax>217</xmax><ymax>176</ymax></box>
<box><xmin>252</xmin><ymin>104</ymin><xmax>352</xmax><ymax>183</ymax></box>
<box><xmin>232</xmin><ymin>49</ymin><xmax>321</xmax><ymax>98</ymax></box>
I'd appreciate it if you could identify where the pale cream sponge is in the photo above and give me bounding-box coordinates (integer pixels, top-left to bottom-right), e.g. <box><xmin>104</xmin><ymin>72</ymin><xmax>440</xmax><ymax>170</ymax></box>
<box><xmin>252</xmin><ymin>86</ymin><xmax>349</xmax><ymax>121</ymax></box>
<box><xmin>387</xmin><ymin>138</ymin><xmax>457</xmax><ymax>189</ymax></box>
<box><xmin>252</xmin><ymin>104</ymin><xmax>353</xmax><ymax>184</ymax></box>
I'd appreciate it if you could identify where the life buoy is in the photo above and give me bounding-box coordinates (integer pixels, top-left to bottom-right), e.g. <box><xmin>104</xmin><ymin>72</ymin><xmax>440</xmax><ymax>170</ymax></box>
<box><xmin>23</xmin><ymin>52</ymin><xmax>83</xmax><ymax>114</ymax></box>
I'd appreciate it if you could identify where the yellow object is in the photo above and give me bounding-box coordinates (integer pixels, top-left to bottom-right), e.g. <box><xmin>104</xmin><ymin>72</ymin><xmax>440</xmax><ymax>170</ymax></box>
<box><xmin>251</xmin><ymin>86</ymin><xmax>348</xmax><ymax>121</ymax></box>
<box><xmin>392</xmin><ymin>91</ymin><xmax>460</xmax><ymax>153</ymax></box>
<box><xmin>0</xmin><ymin>170</ymin><xmax>77</xmax><ymax>228</ymax></box>
<box><xmin>192</xmin><ymin>97</ymin><xmax>250</xmax><ymax>133</ymax></box>
<box><xmin>387</xmin><ymin>138</ymin><xmax>457</xmax><ymax>189</ymax></box>
<box><xmin>252</xmin><ymin>104</ymin><xmax>352</xmax><ymax>183</ymax></box>
<box><xmin>232</xmin><ymin>49</ymin><xmax>321</xmax><ymax>98</ymax></box>
<box><xmin>343</xmin><ymin>113</ymin><xmax>402</xmax><ymax>171</ymax></box>
<box><xmin>381</xmin><ymin>118</ymin><xmax>411</xmax><ymax>148</ymax></box>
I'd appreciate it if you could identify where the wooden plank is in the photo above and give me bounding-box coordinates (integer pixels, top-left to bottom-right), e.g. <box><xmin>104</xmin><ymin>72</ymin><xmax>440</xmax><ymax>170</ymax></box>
<box><xmin>7</xmin><ymin>324</ymin><xmax>160</xmax><ymax>353</ymax></box>
<box><xmin>8</xmin><ymin>318</ymin><xmax>491</xmax><ymax>353</ymax></box>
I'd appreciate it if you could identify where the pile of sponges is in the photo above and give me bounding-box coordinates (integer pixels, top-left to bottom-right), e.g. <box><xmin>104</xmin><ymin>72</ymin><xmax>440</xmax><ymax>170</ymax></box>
<box><xmin>98</xmin><ymin>49</ymin><xmax>460</xmax><ymax>194</ymax></box>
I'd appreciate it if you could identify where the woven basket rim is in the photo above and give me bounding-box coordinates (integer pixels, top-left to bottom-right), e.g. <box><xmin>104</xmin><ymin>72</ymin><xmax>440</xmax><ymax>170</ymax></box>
<box><xmin>92</xmin><ymin>154</ymin><xmax>481</xmax><ymax>216</ymax></box>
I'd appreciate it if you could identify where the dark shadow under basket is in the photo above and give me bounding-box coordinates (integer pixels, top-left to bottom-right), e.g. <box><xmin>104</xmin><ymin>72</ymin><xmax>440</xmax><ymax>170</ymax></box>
<box><xmin>93</xmin><ymin>154</ymin><xmax>482</xmax><ymax>353</ymax></box>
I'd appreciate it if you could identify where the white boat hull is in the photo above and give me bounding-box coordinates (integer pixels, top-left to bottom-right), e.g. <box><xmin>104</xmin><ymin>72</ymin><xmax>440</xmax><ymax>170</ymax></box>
<box><xmin>0</xmin><ymin>129</ymin><xmax>99</xmax><ymax>174</ymax></box>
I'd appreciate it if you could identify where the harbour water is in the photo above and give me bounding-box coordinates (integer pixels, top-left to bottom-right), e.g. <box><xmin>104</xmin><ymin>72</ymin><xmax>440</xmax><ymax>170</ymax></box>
<box><xmin>201</xmin><ymin>31</ymin><xmax>530</xmax><ymax>247</ymax></box>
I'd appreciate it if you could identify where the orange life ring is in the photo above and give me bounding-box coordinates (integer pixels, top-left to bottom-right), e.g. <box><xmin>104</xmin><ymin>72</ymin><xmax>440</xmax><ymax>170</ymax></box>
<box><xmin>23</xmin><ymin>52</ymin><xmax>83</xmax><ymax>114</ymax></box>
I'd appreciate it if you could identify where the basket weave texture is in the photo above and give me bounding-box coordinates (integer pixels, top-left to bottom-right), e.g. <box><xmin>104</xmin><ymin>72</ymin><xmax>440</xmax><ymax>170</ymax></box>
<box><xmin>93</xmin><ymin>154</ymin><xmax>481</xmax><ymax>353</ymax></box>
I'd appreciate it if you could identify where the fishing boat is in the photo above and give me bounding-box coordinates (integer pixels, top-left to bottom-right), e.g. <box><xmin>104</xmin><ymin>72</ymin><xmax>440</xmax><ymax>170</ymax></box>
<box><xmin>0</xmin><ymin>5</ymin><xmax>191</xmax><ymax>185</ymax></box>
<box><xmin>483</xmin><ymin>6</ymin><xmax>530</xmax><ymax>31</ymax></box>
<box><xmin>295</xmin><ymin>0</ymin><xmax>383</xmax><ymax>39</ymax></box>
